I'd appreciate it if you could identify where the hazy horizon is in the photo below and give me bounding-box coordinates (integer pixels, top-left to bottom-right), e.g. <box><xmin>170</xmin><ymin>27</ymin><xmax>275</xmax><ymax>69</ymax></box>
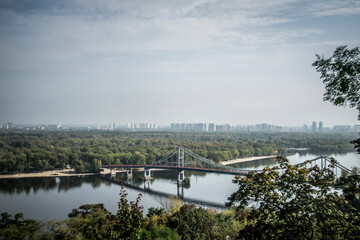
<box><xmin>1</xmin><ymin>0</ymin><xmax>360</xmax><ymax>126</ymax></box>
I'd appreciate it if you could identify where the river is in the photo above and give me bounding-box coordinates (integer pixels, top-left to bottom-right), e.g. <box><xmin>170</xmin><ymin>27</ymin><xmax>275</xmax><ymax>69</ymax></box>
<box><xmin>0</xmin><ymin>151</ymin><xmax>359</xmax><ymax>220</ymax></box>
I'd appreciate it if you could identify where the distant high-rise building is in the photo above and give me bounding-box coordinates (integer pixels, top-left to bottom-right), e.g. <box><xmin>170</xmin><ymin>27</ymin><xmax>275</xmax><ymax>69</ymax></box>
<box><xmin>127</xmin><ymin>123</ymin><xmax>157</xmax><ymax>130</ymax></box>
<box><xmin>333</xmin><ymin>125</ymin><xmax>351</xmax><ymax>132</ymax></box>
<box><xmin>318</xmin><ymin>122</ymin><xmax>323</xmax><ymax>132</ymax></box>
<box><xmin>208</xmin><ymin>123</ymin><xmax>216</xmax><ymax>132</ymax></box>
<box><xmin>312</xmin><ymin>122</ymin><xmax>317</xmax><ymax>132</ymax></box>
<box><xmin>6</xmin><ymin>122</ymin><xmax>13</xmax><ymax>129</ymax></box>
<box><xmin>110</xmin><ymin>123</ymin><xmax>115</xmax><ymax>130</ymax></box>
<box><xmin>216</xmin><ymin>124</ymin><xmax>231</xmax><ymax>132</ymax></box>
<box><xmin>195</xmin><ymin>123</ymin><xmax>204</xmax><ymax>131</ymax></box>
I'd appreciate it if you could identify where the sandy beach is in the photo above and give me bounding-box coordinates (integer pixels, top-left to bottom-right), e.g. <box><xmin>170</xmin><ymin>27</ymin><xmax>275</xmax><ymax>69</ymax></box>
<box><xmin>221</xmin><ymin>155</ymin><xmax>277</xmax><ymax>165</ymax></box>
<box><xmin>0</xmin><ymin>169</ymin><xmax>99</xmax><ymax>179</ymax></box>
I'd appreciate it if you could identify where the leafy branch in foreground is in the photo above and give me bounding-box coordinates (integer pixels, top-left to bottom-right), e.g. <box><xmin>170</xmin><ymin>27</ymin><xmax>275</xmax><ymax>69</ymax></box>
<box><xmin>227</xmin><ymin>156</ymin><xmax>360</xmax><ymax>240</ymax></box>
<box><xmin>313</xmin><ymin>45</ymin><xmax>360</xmax><ymax>154</ymax></box>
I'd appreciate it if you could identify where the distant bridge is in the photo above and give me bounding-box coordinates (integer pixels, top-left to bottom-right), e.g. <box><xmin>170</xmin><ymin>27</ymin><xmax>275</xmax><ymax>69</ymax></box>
<box><xmin>102</xmin><ymin>147</ymin><xmax>251</xmax><ymax>183</ymax></box>
<box><xmin>102</xmin><ymin>147</ymin><xmax>352</xmax><ymax>184</ymax></box>
<box><xmin>101</xmin><ymin>148</ymin><xmax>352</xmax><ymax>208</ymax></box>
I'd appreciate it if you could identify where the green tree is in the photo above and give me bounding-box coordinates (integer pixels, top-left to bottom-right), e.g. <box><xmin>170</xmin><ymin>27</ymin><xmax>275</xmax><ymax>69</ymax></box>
<box><xmin>312</xmin><ymin>45</ymin><xmax>360</xmax><ymax>111</ymax></box>
<box><xmin>313</xmin><ymin>45</ymin><xmax>360</xmax><ymax>153</ymax></box>
<box><xmin>113</xmin><ymin>187</ymin><xmax>144</xmax><ymax>239</ymax></box>
<box><xmin>212</xmin><ymin>209</ymin><xmax>244</xmax><ymax>239</ymax></box>
<box><xmin>227</xmin><ymin>156</ymin><xmax>360</xmax><ymax>239</ymax></box>
<box><xmin>140</xmin><ymin>226</ymin><xmax>180</xmax><ymax>240</ymax></box>
<box><xmin>146</xmin><ymin>207</ymin><xmax>165</xmax><ymax>218</ymax></box>
<box><xmin>167</xmin><ymin>204</ymin><xmax>216</xmax><ymax>240</ymax></box>
<box><xmin>72</xmin><ymin>158</ymin><xmax>84</xmax><ymax>173</ymax></box>
<box><xmin>89</xmin><ymin>158</ymin><xmax>101</xmax><ymax>173</ymax></box>
<box><xmin>0</xmin><ymin>212</ymin><xmax>42</xmax><ymax>240</ymax></box>
<box><xmin>62</xmin><ymin>203</ymin><xmax>114</xmax><ymax>240</ymax></box>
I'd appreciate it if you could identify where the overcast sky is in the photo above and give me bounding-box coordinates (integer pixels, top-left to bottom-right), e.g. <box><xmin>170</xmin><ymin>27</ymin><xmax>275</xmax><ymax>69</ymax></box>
<box><xmin>0</xmin><ymin>0</ymin><xmax>359</xmax><ymax>127</ymax></box>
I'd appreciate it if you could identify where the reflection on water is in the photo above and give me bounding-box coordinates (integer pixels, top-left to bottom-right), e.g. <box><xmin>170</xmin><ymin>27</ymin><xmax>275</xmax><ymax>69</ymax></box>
<box><xmin>0</xmin><ymin>176</ymin><xmax>105</xmax><ymax>195</ymax></box>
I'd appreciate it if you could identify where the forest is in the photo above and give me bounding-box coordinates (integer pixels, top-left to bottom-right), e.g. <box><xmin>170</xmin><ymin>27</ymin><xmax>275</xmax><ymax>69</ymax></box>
<box><xmin>0</xmin><ymin>130</ymin><xmax>356</xmax><ymax>173</ymax></box>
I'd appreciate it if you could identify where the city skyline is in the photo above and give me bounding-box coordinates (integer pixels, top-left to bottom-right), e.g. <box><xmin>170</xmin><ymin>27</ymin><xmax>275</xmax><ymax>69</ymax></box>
<box><xmin>2</xmin><ymin>120</ymin><xmax>359</xmax><ymax>132</ymax></box>
<box><xmin>1</xmin><ymin>1</ymin><xmax>360</xmax><ymax>126</ymax></box>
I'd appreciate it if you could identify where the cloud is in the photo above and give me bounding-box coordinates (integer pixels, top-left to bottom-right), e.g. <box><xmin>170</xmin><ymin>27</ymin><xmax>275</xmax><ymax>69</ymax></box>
<box><xmin>1</xmin><ymin>0</ymin><xmax>358</xmax><ymax>60</ymax></box>
<box><xmin>0</xmin><ymin>0</ymin><xmax>359</xmax><ymax>125</ymax></box>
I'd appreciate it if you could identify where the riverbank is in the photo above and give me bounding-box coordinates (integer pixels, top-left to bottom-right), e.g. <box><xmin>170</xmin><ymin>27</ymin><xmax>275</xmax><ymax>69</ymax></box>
<box><xmin>0</xmin><ymin>168</ymin><xmax>172</xmax><ymax>179</ymax></box>
<box><xmin>0</xmin><ymin>169</ymin><xmax>98</xmax><ymax>179</ymax></box>
<box><xmin>221</xmin><ymin>155</ymin><xmax>277</xmax><ymax>165</ymax></box>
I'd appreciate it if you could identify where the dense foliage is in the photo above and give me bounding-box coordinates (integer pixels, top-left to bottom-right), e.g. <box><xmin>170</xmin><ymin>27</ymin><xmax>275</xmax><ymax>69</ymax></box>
<box><xmin>227</xmin><ymin>156</ymin><xmax>360</xmax><ymax>239</ymax></box>
<box><xmin>0</xmin><ymin>130</ymin><xmax>356</xmax><ymax>173</ymax></box>
<box><xmin>0</xmin><ymin>212</ymin><xmax>46</xmax><ymax>239</ymax></box>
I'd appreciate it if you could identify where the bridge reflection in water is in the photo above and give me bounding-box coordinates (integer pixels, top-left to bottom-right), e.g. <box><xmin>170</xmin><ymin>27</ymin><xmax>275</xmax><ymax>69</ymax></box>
<box><xmin>100</xmin><ymin>173</ymin><xmax>228</xmax><ymax>209</ymax></box>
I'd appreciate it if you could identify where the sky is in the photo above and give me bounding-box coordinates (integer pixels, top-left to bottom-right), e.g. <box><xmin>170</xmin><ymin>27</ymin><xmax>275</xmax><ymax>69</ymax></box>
<box><xmin>0</xmin><ymin>0</ymin><xmax>359</xmax><ymax>127</ymax></box>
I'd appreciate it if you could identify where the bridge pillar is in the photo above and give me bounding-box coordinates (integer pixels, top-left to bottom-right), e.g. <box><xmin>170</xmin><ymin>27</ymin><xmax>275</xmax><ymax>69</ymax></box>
<box><xmin>177</xmin><ymin>184</ymin><xmax>184</xmax><ymax>198</ymax></box>
<box><xmin>178</xmin><ymin>147</ymin><xmax>185</xmax><ymax>167</ymax></box>
<box><xmin>111</xmin><ymin>168</ymin><xmax>116</xmax><ymax>177</ymax></box>
<box><xmin>144</xmin><ymin>168</ymin><xmax>152</xmax><ymax>180</ymax></box>
<box><xmin>144</xmin><ymin>180</ymin><xmax>150</xmax><ymax>190</ymax></box>
<box><xmin>177</xmin><ymin>170</ymin><xmax>185</xmax><ymax>186</ymax></box>
<box><xmin>127</xmin><ymin>168</ymin><xmax>133</xmax><ymax>179</ymax></box>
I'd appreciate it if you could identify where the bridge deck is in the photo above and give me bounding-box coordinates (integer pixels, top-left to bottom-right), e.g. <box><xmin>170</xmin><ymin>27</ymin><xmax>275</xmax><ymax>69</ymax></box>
<box><xmin>101</xmin><ymin>164</ymin><xmax>249</xmax><ymax>176</ymax></box>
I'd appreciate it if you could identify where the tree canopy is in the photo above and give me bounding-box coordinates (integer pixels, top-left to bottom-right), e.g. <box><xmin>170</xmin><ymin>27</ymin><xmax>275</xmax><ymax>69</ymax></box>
<box><xmin>313</xmin><ymin>45</ymin><xmax>360</xmax><ymax>154</ymax></box>
<box><xmin>0</xmin><ymin>130</ymin><xmax>355</xmax><ymax>173</ymax></box>
<box><xmin>227</xmin><ymin>156</ymin><xmax>360</xmax><ymax>239</ymax></box>
<box><xmin>312</xmin><ymin>45</ymin><xmax>360</xmax><ymax>111</ymax></box>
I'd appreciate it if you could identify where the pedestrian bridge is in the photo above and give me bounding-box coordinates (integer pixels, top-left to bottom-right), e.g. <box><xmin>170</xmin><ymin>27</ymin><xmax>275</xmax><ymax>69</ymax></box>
<box><xmin>102</xmin><ymin>147</ymin><xmax>352</xmax><ymax>184</ymax></box>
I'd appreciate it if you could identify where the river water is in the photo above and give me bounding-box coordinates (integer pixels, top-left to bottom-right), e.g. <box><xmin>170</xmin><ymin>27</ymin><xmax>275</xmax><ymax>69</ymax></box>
<box><xmin>0</xmin><ymin>151</ymin><xmax>359</xmax><ymax>220</ymax></box>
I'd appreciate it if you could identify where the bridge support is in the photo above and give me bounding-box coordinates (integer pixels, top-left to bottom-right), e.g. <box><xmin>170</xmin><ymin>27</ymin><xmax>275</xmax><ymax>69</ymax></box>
<box><xmin>177</xmin><ymin>184</ymin><xmax>184</xmax><ymax>198</ymax></box>
<box><xmin>178</xmin><ymin>147</ymin><xmax>185</xmax><ymax>167</ymax></box>
<box><xmin>127</xmin><ymin>168</ymin><xmax>133</xmax><ymax>179</ymax></box>
<box><xmin>144</xmin><ymin>180</ymin><xmax>150</xmax><ymax>190</ymax></box>
<box><xmin>111</xmin><ymin>168</ymin><xmax>116</xmax><ymax>177</ymax></box>
<box><xmin>177</xmin><ymin>170</ymin><xmax>185</xmax><ymax>186</ymax></box>
<box><xmin>144</xmin><ymin>168</ymin><xmax>152</xmax><ymax>180</ymax></box>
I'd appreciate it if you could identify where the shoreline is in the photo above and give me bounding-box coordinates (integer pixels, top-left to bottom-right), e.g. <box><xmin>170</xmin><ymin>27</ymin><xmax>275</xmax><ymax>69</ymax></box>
<box><xmin>0</xmin><ymin>169</ymin><xmax>99</xmax><ymax>179</ymax></box>
<box><xmin>0</xmin><ymin>167</ymin><xmax>173</xmax><ymax>179</ymax></box>
<box><xmin>221</xmin><ymin>155</ymin><xmax>277</xmax><ymax>165</ymax></box>
<box><xmin>0</xmin><ymin>154</ymin><xmax>298</xmax><ymax>179</ymax></box>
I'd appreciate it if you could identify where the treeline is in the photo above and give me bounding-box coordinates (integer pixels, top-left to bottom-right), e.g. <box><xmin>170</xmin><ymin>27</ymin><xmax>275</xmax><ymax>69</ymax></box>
<box><xmin>0</xmin><ymin>130</ymin><xmax>356</xmax><ymax>173</ymax></box>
